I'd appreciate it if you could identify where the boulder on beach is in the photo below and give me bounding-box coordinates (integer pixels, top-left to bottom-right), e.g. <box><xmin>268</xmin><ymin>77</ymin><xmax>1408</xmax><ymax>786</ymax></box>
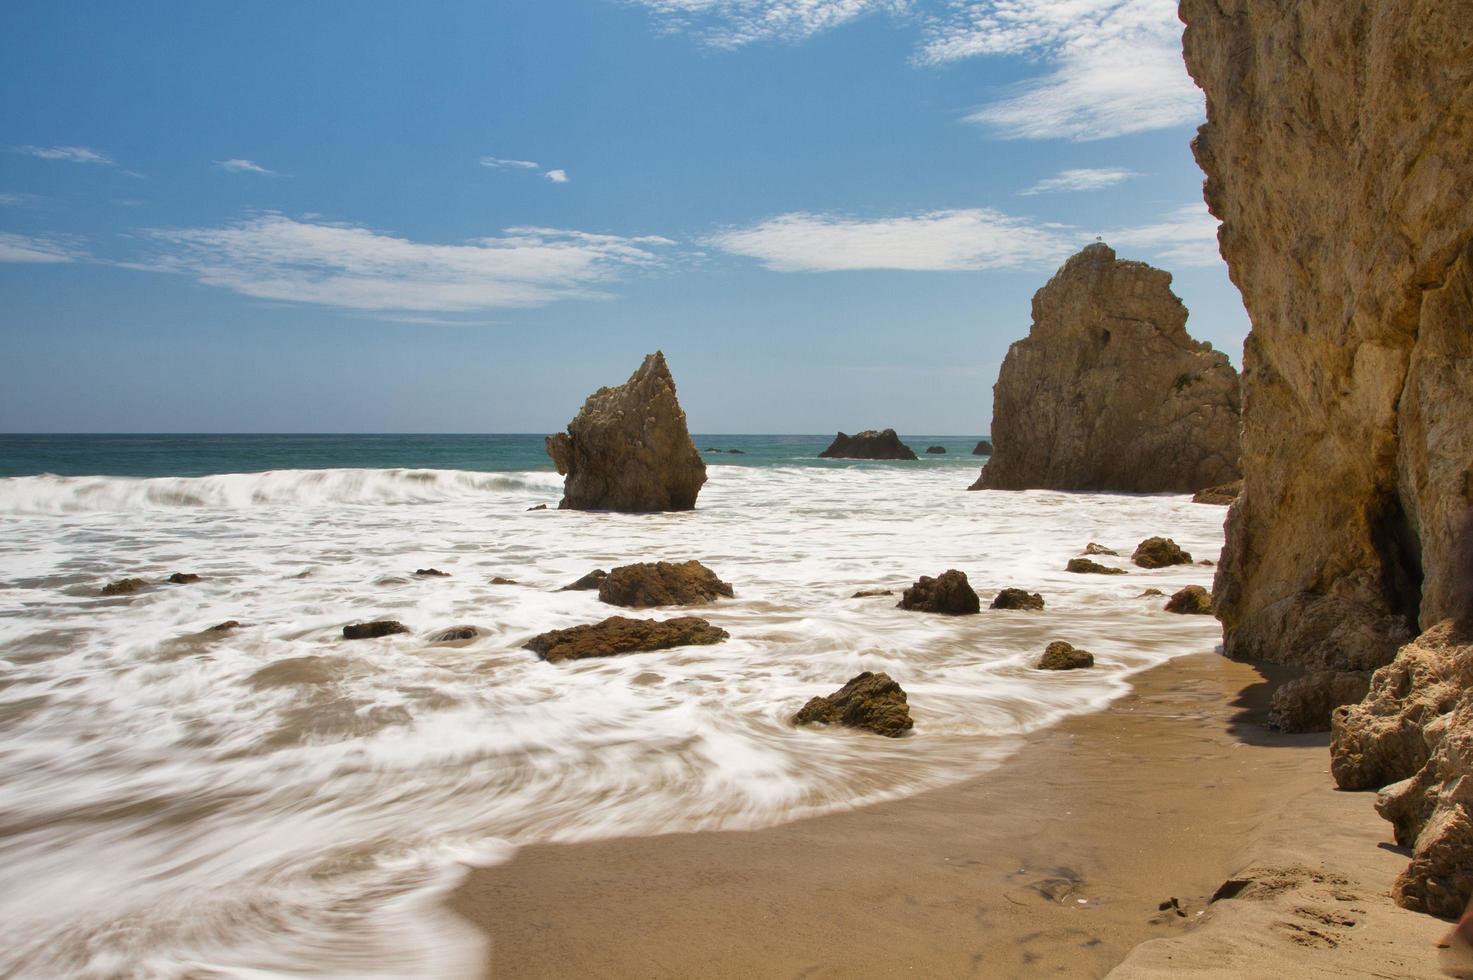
<box><xmin>818</xmin><ymin>430</ymin><xmax>918</xmax><ymax>461</ymax></box>
<box><xmin>167</xmin><ymin>572</ymin><xmax>201</xmax><ymax>585</ymax></box>
<box><xmin>101</xmin><ymin>577</ymin><xmax>149</xmax><ymax>596</ymax></box>
<box><xmin>1066</xmin><ymin>558</ymin><xmax>1126</xmax><ymax>576</ymax></box>
<box><xmin>342</xmin><ymin>620</ymin><xmax>410</xmax><ymax>640</ymax></box>
<box><xmin>973</xmin><ymin>440</ymin><xmax>993</xmax><ymax>456</ymax></box>
<box><xmin>926</xmin><ymin>446</ymin><xmax>946</xmax><ymax>455</ymax></box>
<box><xmin>1268</xmin><ymin>670</ymin><xmax>1372</xmax><ymax>734</ymax></box>
<box><xmin>1038</xmin><ymin>641</ymin><xmax>1094</xmax><ymax>671</ymax></box>
<box><xmin>991</xmin><ymin>588</ymin><xmax>1044</xmax><ymax>611</ymax></box>
<box><xmin>598</xmin><ymin>561</ymin><xmax>734</xmax><ymax>608</ymax></box>
<box><xmin>525</xmin><ymin>615</ymin><xmax>728</xmax><ymax>663</ymax></box>
<box><xmin>1083</xmin><ymin>543</ymin><xmax>1118</xmax><ymax>556</ymax></box>
<box><xmin>1165</xmin><ymin>585</ymin><xmax>1214</xmax><ymax>615</ymax></box>
<box><xmin>1132</xmin><ymin>537</ymin><xmax>1193</xmax><ymax>569</ymax></box>
<box><xmin>545</xmin><ymin>351</ymin><xmax>707</xmax><ymax>512</ymax></box>
<box><xmin>1192</xmin><ymin>480</ymin><xmax>1242</xmax><ymax>506</ymax></box>
<box><xmin>897</xmin><ymin>570</ymin><xmax>980</xmax><ymax>615</ymax></box>
<box><xmin>971</xmin><ymin>243</ymin><xmax>1241</xmax><ymax>494</ymax></box>
<box><xmin>792</xmin><ymin>671</ymin><xmax>913</xmax><ymax>738</ymax></box>
<box><xmin>559</xmin><ymin>569</ymin><xmax>608</xmax><ymax>592</ymax></box>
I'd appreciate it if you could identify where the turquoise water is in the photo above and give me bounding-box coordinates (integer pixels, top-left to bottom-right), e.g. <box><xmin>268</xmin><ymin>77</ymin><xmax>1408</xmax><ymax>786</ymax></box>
<box><xmin>0</xmin><ymin>433</ymin><xmax>991</xmax><ymax>478</ymax></box>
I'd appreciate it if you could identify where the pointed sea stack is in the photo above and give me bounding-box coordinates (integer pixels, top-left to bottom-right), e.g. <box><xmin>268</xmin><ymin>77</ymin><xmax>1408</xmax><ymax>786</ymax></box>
<box><xmin>971</xmin><ymin>244</ymin><xmax>1240</xmax><ymax>493</ymax></box>
<box><xmin>545</xmin><ymin>351</ymin><xmax>707</xmax><ymax>512</ymax></box>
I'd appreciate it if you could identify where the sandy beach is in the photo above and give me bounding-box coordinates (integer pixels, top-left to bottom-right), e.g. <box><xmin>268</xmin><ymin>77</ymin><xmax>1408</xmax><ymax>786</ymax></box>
<box><xmin>452</xmin><ymin>652</ymin><xmax>1446</xmax><ymax>978</ymax></box>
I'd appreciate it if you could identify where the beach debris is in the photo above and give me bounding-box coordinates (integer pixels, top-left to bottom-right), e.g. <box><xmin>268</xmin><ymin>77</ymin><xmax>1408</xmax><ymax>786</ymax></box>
<box><xmin>525</xmin><ymin>615</ymin><xmax>728</xmax><ymax>663</ymax></box>
<box><xmin>898</xmin><ymin>569</ymin><xmax>980</xmax><ymax>615</ymax></box>
<box><xmin>167</xmin><ymin>572</ymin><xmax>201</xmax><ymax>585</ymax></box>
<box><xmin>792</xmin><ymin>671</ymin><xmax>913</xmax><ymax>738</ymax></box>
<box><xmin>100</xmin><ymin>577</ymin><xmax>149</xmax><ymax>596</ymax></box>
<box><xmin>818</xmin><ymin>429</ymin><xmax>918</xmax><ymax>461</ymax></box>
<box><xmin>1038</xmin><ymin>641</ymin><xmax>1095</xmax><ymax>671</ymax></box>
<box><xmin>972</xmin><ymin>440</ymin><xmax>992</xmax><ymax>456</ymax></box>
<box><xmin>598</xmin><ymin>560</ymin><xmax>734</xmax><ymax>608</ymax></box>
<box><xmin>1083</xmin><ymin>542</ymin><xmax>1118</xmax><ymax>556</ymax></box>
<box><xmin>1157</xmin><ymin>897</ymin><xmax>1189</xmax><ymax>918</ymax></box>
<box><xmin>559</xmin><ymin>568</ymin><xmax>608</xmax><ymax>592</ymax></box>
<box><xmin>1132</xmin><ymin>537</ymin><xmax>1193</xmax><ymax>568</ymax></box>
<box><xmin>545</xmin><ymin>351</ymin><xmax>707</xmax><ymax>512</ymax></box>
<box><xmin>414</xmin><ymin>568</ymin><xmax>451</xmax><ymax>577</ymax></box>
<box><xmin>991</xmin><ymin>588</ymin><xmax>1045</xmax><ymax>611</ymax></box>
<box><xmin>1066</xmin><ymin>558</ymin><xmax>1127</xmax><ymax>576</ymax></box>
<box><xmin>926</xmin><ymin>445</ymin><xmax>947</xmax><ymax>454</ymax></box>
<box><xmin>1269</xmin><ymin>671</ymin><xmax>1372</xmax><ymax>733</ymax></box>
<box><xmin>1164</xmin><ymin>585</ymin><xmax>1214</xmax><ymax>615</ymax></box>
<box><xmin>852</xmin><ymin>588</ymin><xmax>895</xmax><ymax>598</ymax></box>
<box><xmin>429</xmin><ymin>625</ymin><xmax>481</xmax><ymax>643</ymax></box>
<box><xmin>1192</xmin><ymin>480</ymin><xmax>1243</xmax><ymax>505</ymax></box>
<box><xmin>342</xmin><ymin>620</ymin><xmax>410</xmax><ymax>640</ymax></box>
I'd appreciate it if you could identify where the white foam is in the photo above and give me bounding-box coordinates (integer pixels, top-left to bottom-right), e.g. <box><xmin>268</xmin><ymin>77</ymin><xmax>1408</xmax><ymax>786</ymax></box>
<box><xmin>0</xmin><ymin>465</ymin><xmax>1227</xmax><ymax>975</ymax></box>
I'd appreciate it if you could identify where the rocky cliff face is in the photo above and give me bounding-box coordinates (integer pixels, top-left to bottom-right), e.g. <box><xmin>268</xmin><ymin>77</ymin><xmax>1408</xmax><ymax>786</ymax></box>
<box><xmin>973</xmin><ymin>243</ymin><xmax>1241</xmax><ymax>493</ymax></box>
<box><xmin>546</xmin><ymin>352</ymin><xmax>707</xmax><ymax>512</ymax></box>
<box><xmin>1182</xmin><ymin>0</ymin><xmax>1473</xmax><ymax>915</ymax></box>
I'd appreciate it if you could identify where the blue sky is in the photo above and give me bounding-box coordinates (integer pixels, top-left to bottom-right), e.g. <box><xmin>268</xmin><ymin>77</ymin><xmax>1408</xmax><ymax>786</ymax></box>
<box><xmin>0</xmin><ymin>0</ymin><xmax>1248</xmax><ymax>434</ymax></box>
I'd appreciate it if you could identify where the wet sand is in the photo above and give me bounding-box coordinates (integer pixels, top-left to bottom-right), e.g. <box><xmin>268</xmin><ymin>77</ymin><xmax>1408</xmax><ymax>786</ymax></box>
<box><xmin>450</xmin><ymin>653</ymin><xmax>1446</xmax><ymax>978</ymax></box>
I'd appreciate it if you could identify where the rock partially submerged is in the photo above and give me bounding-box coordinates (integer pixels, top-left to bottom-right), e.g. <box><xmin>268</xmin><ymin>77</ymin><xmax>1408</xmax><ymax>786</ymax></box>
<box><xmin>793</xmin><ymin>671</ymin><xmax>913</xmax><ymax>738</ymax></box>
<box><xmin>973</xmin><ymin>440</ymin><xmax>993</xmax><ymax>456</ymax></box>
<box><xmin>1132</xmin><ymin>537</ymin><xmax>1193</xmax><ymax>569</ymax></box>
<box><xmin>972</xmin><ymin>243</ymin><xmax>1241</xmax><ymax>494</ymax></box>
<box><xmin>818</xmin><ymin>430</ymin><xmax>918</xmax><ymax>461</ymax></box>
<box><xmin>167</xmin><ymin>572</ymin><xmax>201</xmax><ymax>585</ymax></box>
<box><xmin>991</xmin><ymin>588</ymin><xmax>1044</xmax><ymax>611</ymax></box>
<box><xmin>1083</xmin><ymin>543</ymin><xmax>1118</xmax><ymax>557</ymax></box>
<box><xmin>545</xmin><ymin>351</ymin><xmax>707</xmax><ymax>512</ymax></box>
<box><xmin>343</xmin><ymin>620</ymin><xmax>410</xmax><ymax>640</ymax></box>
<box><xmin>429</xmin><ymin>626</ymin><xmax>481</xmax><ymax>643</ymax></box>
<box><xmin>1038</xmin><ymin>642</ymin><xmax>1094</xmax><ymax>671</ymax></box>
<box><xmin>897</xmin><ymin>570</ymin><xmax>980</xmax><ymax>615</ymax></box>
<box><xmin>559</xmin><ymin>569</ymin><xmax>608</xmax><ymax>592</ymax></box>
<box><xmin>1192</xmin><ymin>480</ymin><xmax>1242</xmax><ymax>506</ymax></box>
<box><xmin>926</xmin><ymin>446</ymin><xmax>946</xmax><ymax>455</ymax></box>
<box><xmin>101</xmin><ymin>577</ymin><xmax>149</xmax><ymax>596</ymax></box>
<box><xmin>525</xmin><ymin>615</ymin><xmax>728</xmax><ymax>663</ymax></box>
<box><xmin>598</xmin><ymin>561</ymin><xmax>734</xmax><ymax>608</ymax></box>
<box><xmin>851</xmin><ymin>588</ymin><xmax>894</xmax><ymax>598</ymax></box>
<box><xmin>1165</xmin><ymin>585</ymin><xmax>1213</xmax><ymax>615</ymax></box>
<box><xmin>414</xmin><ymin>568</ymin><xmax>451</xmax><ymax>578</ymax></box>
<box><xmin>1066</xmin><ymin>558</ymin><xmax>1126</xmax><ymax>576</ymax></box>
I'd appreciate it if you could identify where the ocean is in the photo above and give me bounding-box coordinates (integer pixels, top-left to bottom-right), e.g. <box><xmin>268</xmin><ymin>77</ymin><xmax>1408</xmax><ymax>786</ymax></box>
<box><xmin>0</xmin><ymin>434</ymin><xmax>1227</xmax><ymax>976</ymax></box>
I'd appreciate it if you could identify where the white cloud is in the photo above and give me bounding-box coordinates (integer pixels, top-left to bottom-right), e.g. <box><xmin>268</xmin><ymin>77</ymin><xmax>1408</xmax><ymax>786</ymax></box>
<box><xmin>1097</xmin><ymin>202</ymin><xmax>1220</xmax><ymax>267</ymax></box>
<box><xmin>0</xmin><ymin>192</ymin><xmax>40</xmax><ymax>207</ymax></box>
<box><xmin>545</xmin><ymin>169</ymin><xmax>570</xmax><ymax>184</ymax></box>
<box><xmin>922</xmin><ymin>0</ymin><xmax>1203</xmax><ymax>140</ymax></box>
<box><xmin>14</xmin><ymin>145</ymin><xmax>114</xmax><ymax>165</ymax></box>
<box><xmin>479</xmin><ymin>156</ymin><xmax>541</xmax><ymax>170</ymax></box>
<box><xmin>135</xmin><ymin>213</ymin><xmax>675</xmax><ymax>314</ymax></box>
<box><xmin>216</xmin><ymin>158</ymin><xmax>278</xmax><ymax>176</ymax></box>
<box><xmin>626</xmin><ymin>0</ymin><xmax>906</xmax><ymax>48</ymax></box>
<box><xmin>0</xmin><ymin>232</ymin><xmax>79</xmax><ymax>263</ymax></box>
<box><xmin>1020</xmin><ymin>167</ymin><xmax>1138</xmax><ymax>195</ymax></box>
<box><xmin>707</xmin><ymin>208</ymin><xmax>1074</xmax><ymax>272</ymax></box>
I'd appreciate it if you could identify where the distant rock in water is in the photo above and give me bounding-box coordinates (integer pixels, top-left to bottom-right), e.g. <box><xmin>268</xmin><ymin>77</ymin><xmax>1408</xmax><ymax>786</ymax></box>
<box><xmin>414</xmin><ymin>568</ymin><xmax>450</xmax><ymax>578</ymax></box>
<box><xmin>1192</xmin><ymin>480</ymin><xmax>1242</xmax><ymax>506</ymax></box>
<box><xmin>926</xmin><ymin>446</ymin><xmax>946</xmax><ymax>455</ymax></box>
<box><xmin>209</xmin><ymin>620</ymin><xmax>242</xmax><ymax>632</ymax></box>
<box><xmin>1083</xmin><ymin>543</ymin><xmax>1118</xmax><ymax>557</ymax></box>
<box><xmin>559</xmin><ymin>568</ymin><xmax>608</xmax><ymax>592</ymax></box>
<box><xmin>430</xmin><ymin>625</ymin><xmax>481</xmax><ymax>643</ymax></box>
<box><xmin>490</xmin><ymin>576</ymin><xmax>518</xmax><ymax>585</ymax></box>
<box><xmin>851</xmin><ymin>588</ymin><xmax>894</xmax><ymax>598</ymax></box>
<box><xmin>971</xmin><ymin>243</ymin><xmax>1241</xmax><ymax>493</ymax></box>
<box><xmin>972</xmin><ymin>440</ymin><xmax>993</xmax><ymax>456</ymax></box>
<box><xmin>167</xmin><ymin>572</ymin><xmax>201</xmax><ymax>585</ymax></box>
<box><xmin>101</xmin><ymin>577</ymin><xmax>148</xmax><ymax>596</ymax></box>
<box><xmin>1066</xmin><ymin>558</ymin><xmax>1126</xmax><ymax>576</ymax></box>
<box><xmin>897</xmin><ymin>570</ymin><xmax>980</xmax><ymax>615</ymax></box>
<box><xmin>525</xmin><ymin>615</ymin><xmax>728</xmax><ymax>663</ymax></box>
<box><xmin>991</xmin><ymin>588</ymin><xmax>1044</xmax><ymax>611</ymax></box>
<box><xmin>1164</xmin><ymin>585</ymin><xmax>1213</xmax><ymax>615</ymax></box>
<box><xmin>598</xmin><ymin>561</ymin><xmax>734</xmax><ymax>608</ymax></box>
<box><xmin>527</xmin><ymin>504</ymin><xmax>548</xmax><ymax>511</ymax></box>
<box><xmin>819</xmin><ymin>430</ymin><xmax>918</xmax><ymax>461</ymax></box>
<box><xmin>342</xmin><ymin>620</ymin><xmax>410</xmax><ymax>640</ymax></box>
<box><xmin>1132</xmin><ymin>537</ymin><xmax>1193</xmax><ymax>569</ymax></box>
<box><xmin>545</xmin><ymin>351</ymin><xmax>707</xmax><ymax>512</ymax></box>
<box><xmin>793</xmin><ymin>671</ymin><xmax>913</xmax><ymax>738</ymax></box>
<box><xmin>1038</xmin><ymin>641</ymin><xmax>1094</xmax><ymax>671</ymax></box>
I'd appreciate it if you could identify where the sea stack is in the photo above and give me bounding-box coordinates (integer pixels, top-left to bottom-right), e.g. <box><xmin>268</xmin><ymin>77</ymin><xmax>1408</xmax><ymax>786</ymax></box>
<box><xmin>1183</xmin><ymin>0</ymin><xmax>1473</xmax><ymax>914</ymax></box>
<box><xmin>818</xmin><ymin>429</ymin><xmax>917</xmax><ymax>461</ymax></box>
<box><xmin>971</xmin><ymin>244</ymin><xmax>1241</xmax><ymax>493</ymax></box>
<box><xmin>545</xmin><ymin>351</ymin><xmax>707</xmax><ymax>512</ymax></box>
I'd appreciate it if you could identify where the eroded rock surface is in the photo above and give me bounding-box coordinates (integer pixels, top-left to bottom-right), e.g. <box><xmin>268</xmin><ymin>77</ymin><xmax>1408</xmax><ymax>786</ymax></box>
<box><xmin>545</xmin><ymin>351</ymin><xmax>707</xmax><ymax>512</ymax></box>
<box><xmin>1193</xmin><ymin>480</ymin><xmax>1243</xmax><ymax>506</ymax></box>
<box><xmin>1133</xmin><ymin>537</ymin><xmax>1193</xmax><ymax>569</ymax></box>
<box><xmin>525</xmin><ymin>615</ymin><xmax>728</xmax><ymax>663</ymax></box>
<box><xmin>897</xmin><ymin>570</ymin><xmax>980</xmax><ymax>615</ymax></box>
<box><xmin>819</xmin><ymin>430</ymin><xmax>917</xmax><ymax>461</ymax></box>
<box><xmin>1270</xmin><ymin>671</ymin><xmax>1372</xmax><ymax>734</ymax></box>
<box><xmin>598</xmin><ymin>561</ymin><xmax>734</xmax><ymax>608</ymax></box>
<box><xmin>971</xmin><ymin>243</ymin><xmax>1241</xmax><ymax>493</ymax></box>
<box><xmin>1038</xmin><ymin>642</ymin><xmax>1094</xmax><ymax>671</ymax></box>
<box><xmin>792</xmin><ymin>671</ymin><xmax>913</xmax><ymax>738</ymax></box>
<box><xmin>1165</xmin><ymin>585</ymin><xmax>1214</xmax><ymax>615</ymax></box>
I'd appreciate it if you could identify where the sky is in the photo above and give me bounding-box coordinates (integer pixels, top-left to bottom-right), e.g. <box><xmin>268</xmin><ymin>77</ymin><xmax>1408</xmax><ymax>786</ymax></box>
<box><xmin>0</xmin><ymin>0</ymin><xmax>1249</xmax><ymax>434</ymax></box>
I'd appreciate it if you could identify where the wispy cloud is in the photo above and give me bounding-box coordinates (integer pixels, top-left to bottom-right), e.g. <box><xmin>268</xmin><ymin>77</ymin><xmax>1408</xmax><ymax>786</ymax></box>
<box><xmin>707</xmin><ymin>208</ymin><xmax>1074</xmax><ymax>272</ymax></box>
<box><xmin>216</xmin><ymin>158</ymin><xmax>279</xmax><ymax>176</ymax></box>
<box><xmin>1021</xmin><ymin>167</ymin><xmax>1139</xmax><ymax>195</ymax></box>
<box><xmin>0</xmin><ymin>191</ymin><xmax>42</xmax><ymax>207</ymax></box>
<box><xmin>625</xmin><ymin>0</ymin><xmax>906</xmax><ymax>47</ymax></box>
<box><xmin>479</xmin><ymin>156</ymin><xmax>541</xmax><ymax>170</ymax></box>
<box><xmin>133</xmin><ymin>213</ymin><xmax>675</xmax><ymax>314</ymax></box>
<box><xmin>1098</xmin><ymin>202</ymin><xmax>1220</xmax><ymax>267</ymax></box>
<box><xmin>921</xmin><ymin>0</ymin><xmax>1203</xmax><ymax>140</ymax></box>
<box><xmin>545</xmin><ymin>169</ymin><xmax>570</xmax><ymax>184</ymax></box>
<box><xmin>0</xmin><ymin>232</ymin><xmax>81</xmax><ymax>263</ymax></box>
<box><xmin>14</xmin><ymin>145</ymin><xmax>114</xmax><ymax>165</ymax></box>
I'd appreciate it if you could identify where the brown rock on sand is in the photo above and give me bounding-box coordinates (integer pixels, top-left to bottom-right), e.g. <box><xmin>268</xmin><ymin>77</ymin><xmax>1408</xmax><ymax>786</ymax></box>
<box><xmin>1268</xmin><ymin>671</ymin><xmax>1372</xmax><ymax>735</ymax></box>
<box><xmin>525</xmin><ymin>616</ymin><xmax>728</xmax><ymax>663</ymax></box>
<box><xmin>598</xmin><ymin>561</ymin><xmax>734</xmax><ymax>608</ymax></box>
<box><xmin>897</xmin><ymin>570</ymin><xmax>980</xmax><ymax>615</ymax></box>
<box><xmin>970</xmin><ymin>243</ymin><xmax>1241</xmax><ymax>494</ymax></box>
<box><xmin>545</xmin><ymin>351</ymin><xmax>707</xmax><ymax>512</ymax></box>
<box><xmin>793</xmin><ymin>671</ymin><xmax>913</xmax><ymax>738</ymax></box>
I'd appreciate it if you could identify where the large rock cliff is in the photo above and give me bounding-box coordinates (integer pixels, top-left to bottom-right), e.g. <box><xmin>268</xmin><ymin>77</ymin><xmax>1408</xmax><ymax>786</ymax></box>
<box><xmin>546</xmin><ymin>352</ymin><xmax>707</xmax><ymax>512</ymax></box>
<box><xmin>973</xmin><ymin>243</ymin><xmax>1241</xmax><ymax>493</ymax></box>
<box><xmin>1182</xmin><ymin>0</ymin><xmax>1473</xmax><ymax>915</ymax></box>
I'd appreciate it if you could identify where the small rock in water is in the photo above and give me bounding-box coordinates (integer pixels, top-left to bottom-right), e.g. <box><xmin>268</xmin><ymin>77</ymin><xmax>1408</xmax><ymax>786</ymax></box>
<box><xmin>430</xmin><ymin>626</ymin><xmax>481</xmax><ymax>643</ymax></box>
<box><xmin>1165</xmin><ymin>585</ymin><xmax>1214</xmax><ymax>615</ymax></box>
<box><xmin>852</xmin><ymin>588</ymin><xmax>895</xmax><ymax>598</ymax></box>
<box><xmin>525</xmin><ymin>615</ymin><xmax>728</xmax><ymax>662</ymax></box>
<box><xmin>343</xmin><ymin>620</ymin><xmax>410</xmax><ymax>640</ymax></box>
<box><xmin>793</xmin><ymin>671</ymin><xmax>913</xmax><ymax>738</ymax></box>
<box><xmin>598</xmin><ymin>561</ymin><xmax>734</xmax><ymax>608</ymax></box>
<box><xmin>414</xmin><ymin>568</ymin><xmax>451</xmax><ymax>578</ymax></box>
<box><xmin>1038</xmin><ymin>641</ymin><xmax>1095</xmax><ymax>671</ymax></box>
<box><xmin>926</xmin><ymin>445</ymin><xmax>947</xmax><ymax>454</ymax></box>
<box><xmin>818</xmin><ymin>429</ymin><xmax>918</xmax><ymax>461</ymax></box>
<box><xmin>972</xmin><ymin>440</ymin><xmax>993</xmax><ymax>456</ymax></box>
<box><xmin>991</xmin><ymin>588</ymin><xmax>1045</xmax><ymax>611</ymax></box>
<box><xmin>209</xmin><ymin>620</ymin><xmax>242</xmax><ymax>632</ymax></box>
<box><xmin>1066</xmin><ymin>558</ymin><xmax>1127</xmax><ymax>576</ymax></box>
<box><xmin>1138</xmin><ymin>588</ymin><xmax>1166</xmax><ymax>598</ymax></box>
<box><xmin>1131</xmin><ymin>537</ymin><xmax>1193</xmax><ymax>568</ymax></box>
<box><xmin>559</xmin><ymin>568</ymin><xmax>608</xmax><ymax>592</ymax></box>
<box><xmin>1083</xmin><ymin>543</ymin><xmax>1118</xmax><ymax>556</ymax></box>
<box><xmin>527</xmin><ymin>503</ymin><xmax>549</xmax><ymax>511</ymax></box>
<box><xmin>490</xmin><ymin>576</ymin><xmax>519</xmax><ymax>585</ymax></box>
<box><xmin>101</xmin><ymin>577</ymin><xmax>149</xmax><ymax>596</ymax></box>
<box><xmin>898</xmin><ymin>570</ymin><xmax>980</xmax><ymax>615</ymax></box>
<box><xmin>167</xmin><ymin>572</ymin><xmax>201</xmax><ymax>585</ymax></box>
